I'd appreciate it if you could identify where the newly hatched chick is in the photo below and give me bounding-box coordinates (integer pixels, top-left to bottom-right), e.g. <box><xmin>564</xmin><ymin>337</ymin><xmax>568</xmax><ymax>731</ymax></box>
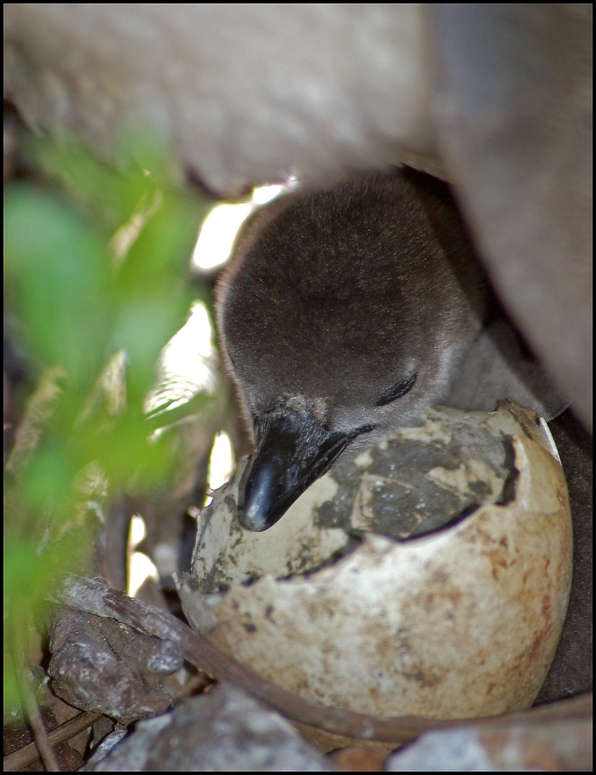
<box><xmin>216</xmin><ymin>168</ymin><xmax>561</xmax><ymax>531</ymax></box>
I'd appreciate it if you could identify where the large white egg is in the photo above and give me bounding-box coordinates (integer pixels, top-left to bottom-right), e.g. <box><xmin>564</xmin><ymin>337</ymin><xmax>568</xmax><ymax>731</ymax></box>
<box><xmin>180</xmin><ymin>402</ymin><xmax>572</xmax><ymax>726</ymax></box>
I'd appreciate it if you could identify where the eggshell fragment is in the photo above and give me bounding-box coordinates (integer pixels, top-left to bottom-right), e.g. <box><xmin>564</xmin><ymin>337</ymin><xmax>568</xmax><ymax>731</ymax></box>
<box><xmin>184</xmin><ymin>403</ymin><xmax>572</xmax><ymax>721</ymax></box>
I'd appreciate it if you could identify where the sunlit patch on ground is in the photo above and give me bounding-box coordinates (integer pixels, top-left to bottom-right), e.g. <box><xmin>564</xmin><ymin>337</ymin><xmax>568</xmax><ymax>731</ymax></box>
<box><xmin>207</xmin><ymin>431</ymin><xmax>234</xmax><ymax>498</ymax></box>
<box><xmin>144</xmin><ymin>300</ymin><xmax>218</xmax><ymax>421</ymax></box>
<box><xmin>191</xmin><ymin>183</ymin><xmax>290</xmax><ymax>273</ymax></box>
<box><xmin>127</xmin><ymin>514</ymin><xmax>159</xmax><ymax>597</ymax></box>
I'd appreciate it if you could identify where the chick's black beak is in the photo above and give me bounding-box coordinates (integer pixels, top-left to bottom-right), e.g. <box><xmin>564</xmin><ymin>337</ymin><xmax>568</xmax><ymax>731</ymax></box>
<box><xmin>238</xmin><ymin>404</ymin><xmax>375</xmax><ymax>532</ymax></box>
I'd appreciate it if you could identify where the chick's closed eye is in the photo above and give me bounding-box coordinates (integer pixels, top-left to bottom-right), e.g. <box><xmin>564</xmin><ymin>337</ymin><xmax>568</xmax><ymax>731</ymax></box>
<box><xmin>376</xmin><ymin>373</ymin><xmax>417</xmax><ymax>407</ymax></box>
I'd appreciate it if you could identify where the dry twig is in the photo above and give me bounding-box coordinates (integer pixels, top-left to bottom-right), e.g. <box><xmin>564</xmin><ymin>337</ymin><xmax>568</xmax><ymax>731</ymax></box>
<box><xmin>4</xmin><ymin>712</ymin><xmax>101</xmax><ymax>772</ymax></box>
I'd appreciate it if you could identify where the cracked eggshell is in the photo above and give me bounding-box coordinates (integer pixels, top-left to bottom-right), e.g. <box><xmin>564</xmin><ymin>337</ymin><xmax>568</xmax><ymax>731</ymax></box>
<box><xmin>183</xmin><ymin>405</ymin><xmax>572</xmax><ymax>721</ymax></box>
<box><xmin>190</xmin><ymin>459</ymin><xmax>352</xmax><ymax>592</ymax></box>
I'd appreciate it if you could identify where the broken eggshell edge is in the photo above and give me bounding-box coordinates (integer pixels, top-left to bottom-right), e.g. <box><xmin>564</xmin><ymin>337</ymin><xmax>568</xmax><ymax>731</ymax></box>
<box><xmin>179</xmin><ymin>421</ymin><xmax>572</xmax><ymax>723</ymax></box>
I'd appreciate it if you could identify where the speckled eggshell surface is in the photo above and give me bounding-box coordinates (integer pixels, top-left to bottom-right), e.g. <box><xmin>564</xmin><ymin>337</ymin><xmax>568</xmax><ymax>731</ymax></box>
<box><xmin>182</xmin><ymin>404</ymin><xmax>572</xmax><ymax>720</ymax></box>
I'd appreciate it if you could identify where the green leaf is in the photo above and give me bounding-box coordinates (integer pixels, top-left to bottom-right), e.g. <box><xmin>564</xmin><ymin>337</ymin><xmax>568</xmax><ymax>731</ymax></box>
<box><xmin>5</xmin><ymin>187</ymin><xmax>112</xmax><ymax>386</ymax></box>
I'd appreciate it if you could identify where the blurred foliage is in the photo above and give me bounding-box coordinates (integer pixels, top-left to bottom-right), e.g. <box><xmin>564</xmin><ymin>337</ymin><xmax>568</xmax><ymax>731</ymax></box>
<box><xmin>4</xmin><ymin>135</ymin><xmax>212</xmax><ymax>715</ymax></box>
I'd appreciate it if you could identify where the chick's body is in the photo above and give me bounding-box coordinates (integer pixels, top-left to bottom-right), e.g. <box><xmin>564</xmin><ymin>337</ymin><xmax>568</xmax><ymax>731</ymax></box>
<box><xmin>216</xmin><ymin>169</ymin><xmax>504</xmax><ymax>530</ymax></box>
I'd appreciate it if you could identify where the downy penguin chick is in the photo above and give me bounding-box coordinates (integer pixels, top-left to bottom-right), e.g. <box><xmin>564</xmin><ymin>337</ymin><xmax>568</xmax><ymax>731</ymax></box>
<box><xmin>216</xmin><ymin>168</ymin><xmax>555</xmax><ymax>531</ymax></box>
